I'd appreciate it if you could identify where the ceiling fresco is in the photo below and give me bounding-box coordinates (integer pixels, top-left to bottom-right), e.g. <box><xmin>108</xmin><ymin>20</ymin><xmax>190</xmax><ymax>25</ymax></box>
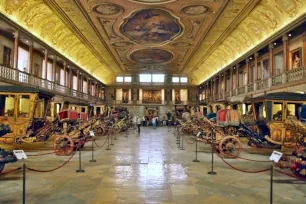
<box><xmin>1</xmin><ymin>0</ymin><xmax>306</xmax><ymax>85</ymax></box>
<box><xmin>131</xmin><ymin>49</ymin><xmax>173</xmax><ymax>64</ymax></box>
<box><xmin>121</xmin><ymin>9</ymin><xmax>182</xmax><ymax>46</ymax></box>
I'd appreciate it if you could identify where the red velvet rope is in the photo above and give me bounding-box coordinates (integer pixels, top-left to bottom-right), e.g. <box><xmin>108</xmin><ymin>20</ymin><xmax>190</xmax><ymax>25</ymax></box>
<box><xmin>27</xmin><ymin>151</ymin><xmax>56</xmax><ymax>157</ymax></box>
<box><xmin>275</xmin><ymin>169</ymin><xmax>306</xmax><ymax>181</ymax></box>
<box><xmin>233</xmin><ymin>155</ymin><xmax>271</xmax><ymax>162</ymax></box>
<box><xmin>0</xmin><ymin>167</ymin><xmax>22</xmax><ymax>176</ymax></box>
<box><xmin>213</xmin><ymin>147</ymin><xmax>271</xmax><ymax>173</ymax></box>
<box><xmin>26</xmin><ymin>146</ymin><xmax>80</xmax><ymax>173</ymax></box>
<box><xmin>93</xmin><ymin>136</ymin><xmax>108</xmax><ymax>148</ymax></box>
<box><xmin>183</xmin><ymin>135</ymin><xmax>196</xmax><ymax>144</ymax></box>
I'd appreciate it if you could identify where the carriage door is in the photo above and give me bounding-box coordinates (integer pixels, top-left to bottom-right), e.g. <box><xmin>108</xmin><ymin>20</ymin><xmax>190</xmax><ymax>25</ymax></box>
<box><xmin>270</xmin><ymin>101</ymin><xmax>285</xmax><ymax>145</ymax></box>
<box><xmin>285</xmin><ymin>102</ymin><xmax>302</xmax><ymax>143</ymax></box>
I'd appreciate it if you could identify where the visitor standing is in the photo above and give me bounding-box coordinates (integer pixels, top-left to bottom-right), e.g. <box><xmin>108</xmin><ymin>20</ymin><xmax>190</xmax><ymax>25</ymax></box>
<box><xmin>152</xmin><ymin>116</ymin><xmax>157</xmax><ymax>129</ymax></box>
<box><xmin>137</xmin><ymin>116</ymin><xmax>141</xmax><ymax>133</ymax></box>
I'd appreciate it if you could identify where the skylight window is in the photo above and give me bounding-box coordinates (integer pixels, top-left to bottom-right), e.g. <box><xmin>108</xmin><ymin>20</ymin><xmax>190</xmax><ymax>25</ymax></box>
<box><xmin>152</xmin><ymin>74</ymin><xmax>164</xmax><ymax>83</ymax></box>
<box><xmin>139</xmin><ymin>74</ymin><xmax>152</xmax><ymax>82</ymax></box>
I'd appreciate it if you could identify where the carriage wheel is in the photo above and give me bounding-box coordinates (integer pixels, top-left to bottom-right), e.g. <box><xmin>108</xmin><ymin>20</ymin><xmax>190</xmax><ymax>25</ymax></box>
<box><xmin>291</xmin><ymin>165</ymin><xmax>306</xmax><ymax>179</ymax></box>
<box><xmin>0</xmin><ymin>162</ymin><xmax>5</xmax><ymax>173</ymax></box>
<box><xmin>219</xmin><ymin>136</ymin><xmax>242</xmax><ymax>158</ymax></box>
<box><xmin>53</xmin><ymin>135</ymin><xmax>74</xmax><ymax>156</ymax></box>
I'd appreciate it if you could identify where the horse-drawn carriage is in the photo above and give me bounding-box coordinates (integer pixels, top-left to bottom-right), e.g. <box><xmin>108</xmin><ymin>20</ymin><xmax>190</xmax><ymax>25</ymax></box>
<box><xmin>197</xmin><ymin>109</ymin><xmax>242</xmax><ymax>158</ymax></box>
<box><xmin>237</xmin><ymin>92</ymin><xmax>306</xmax><ymax>148</ymax></box>
<box><xmin>0</xmin><ymin>86</ymin><xmax>57</xmax><ymax>144</ymax></box>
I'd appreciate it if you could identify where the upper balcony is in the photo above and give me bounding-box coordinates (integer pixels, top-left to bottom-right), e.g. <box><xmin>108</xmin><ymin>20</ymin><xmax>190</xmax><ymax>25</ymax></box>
<box><xmin>0</xmin><ymin>64</ymin><xmax>104</xmax><ymax>103</ymax></box>
<box><xmin>201</xmin><ymin>65</ymin><xmax>306</xmax><ymax>104</ymax></box>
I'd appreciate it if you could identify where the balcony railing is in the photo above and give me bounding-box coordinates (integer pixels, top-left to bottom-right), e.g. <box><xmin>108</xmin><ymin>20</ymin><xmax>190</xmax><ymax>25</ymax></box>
<box><xmin>272</xmin><ymin>73</ymin><xmax>282</xmax><ymax>86</ymax></box>
<box><xmin>256</xmin><ymin>78</ymin><xmax>269</xmax><ymax>90</ymax></box>
<box><xmin>202</xmin><ymin>65</ymin><xmax>306</xmax><ymax>104</ymax></box>
<box><xmin>237</xmin><ymin>86</ymin><xmax>245</xmax><ymax>95</ymax></box>
<box><xmin>0</xmin><ymin>65</ymin><xmax>103</xmax><ymax>102</ymax></box>
<box><xmin>286</xmin><ymin>65</ymin><xmax>306</xmax><ymax>83</ymax></box>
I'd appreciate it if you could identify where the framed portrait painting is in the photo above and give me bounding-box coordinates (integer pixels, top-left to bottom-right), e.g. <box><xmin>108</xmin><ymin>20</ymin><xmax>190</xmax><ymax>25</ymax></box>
<box><xmin>3</xmin><ymin>46</ymin><xmax>11</xmax><ymax>66</ymax></box>
<box><xmin>290</xmin><ymin>48</ymin><xmax>302</xmax><ymax>69</ymax></box>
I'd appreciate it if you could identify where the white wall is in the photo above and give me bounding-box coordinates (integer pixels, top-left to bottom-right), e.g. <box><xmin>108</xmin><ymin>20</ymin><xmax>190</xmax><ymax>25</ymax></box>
<box><xmin>116</xmin><ymin>88</ymin><xmax>122</xmax><ymax>101</ymax></box>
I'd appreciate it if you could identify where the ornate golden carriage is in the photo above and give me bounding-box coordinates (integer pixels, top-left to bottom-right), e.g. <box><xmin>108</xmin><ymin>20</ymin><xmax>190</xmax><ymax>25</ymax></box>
<box><xmin>0</xmin><ymin>86</ymin><xmax>55</xmax><ymax>144</ymax></box>
<box><xmin>241</xmin><ymin>92</ymin><xmax>306</xmax><ymax>148</ymax></box>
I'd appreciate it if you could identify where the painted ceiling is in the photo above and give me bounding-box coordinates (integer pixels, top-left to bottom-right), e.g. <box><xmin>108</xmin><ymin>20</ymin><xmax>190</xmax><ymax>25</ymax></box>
<box><xmin>1</xmin><ymin>0</ymin><xmax>306</xmax><ymax>85</ymax></box>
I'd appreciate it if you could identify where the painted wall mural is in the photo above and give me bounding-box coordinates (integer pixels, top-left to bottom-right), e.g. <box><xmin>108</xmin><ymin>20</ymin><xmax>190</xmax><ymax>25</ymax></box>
<box><xmin>131</xmin><ymin>49</ymin><xmax>173</xmax><ymax>64</ymax></box>
<box><xmin>121</xmin><ymin>9</ymin><xmax>182</xmax><ymax>45</ymax></box>
<box><xmin>142</xmin><ymin>90</ymin><xmax>161</xmax><ymax>103</ymax></box>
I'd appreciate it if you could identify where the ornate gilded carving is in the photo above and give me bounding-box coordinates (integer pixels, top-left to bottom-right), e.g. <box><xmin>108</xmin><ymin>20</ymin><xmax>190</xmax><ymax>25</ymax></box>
<box><xmin>99</xmin><ymin>18</ymin><xmax>123</xmax><ymax>40</ymax></box>
<box><xmin>93</xmin><ymin>3</ymin><xmax>124</xmax><ymax>16</ymax></box>
<box><xmin>181</xmin><ymin>5</ymin><xmax>210</xmax><ymax>16</ymax></box>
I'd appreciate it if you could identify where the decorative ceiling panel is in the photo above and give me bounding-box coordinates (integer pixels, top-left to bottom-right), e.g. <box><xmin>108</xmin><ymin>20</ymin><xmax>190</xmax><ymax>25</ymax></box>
<box><xmin>55</xmin><ymin>0</ymin><xmax>228</xmax><ymax>74</ymax></box>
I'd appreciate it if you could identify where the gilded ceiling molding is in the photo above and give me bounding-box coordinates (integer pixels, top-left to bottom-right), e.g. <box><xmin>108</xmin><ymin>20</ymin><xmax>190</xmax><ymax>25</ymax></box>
<box><xmin>190</xmin><ymin>0</ymin><xmax>306</xmax><ymax>85</ymax></box>
<box><xmin>0</xmin><ymin>0</ymin><xmax>113</xmax><ymax>84</ymax></box>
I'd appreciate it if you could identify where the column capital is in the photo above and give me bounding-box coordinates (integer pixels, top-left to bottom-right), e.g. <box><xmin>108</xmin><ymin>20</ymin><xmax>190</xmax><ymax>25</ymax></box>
<box><xmin>254</xmin><ymin>52</ymin><xmax>259</xmax><ymax>58</ymax></box>
<box><xmin>282</xmin><ymin>34</ymin><xmax>288</xmax><ymax>41</ymax></box>
<box><xmin>269</xmin><ymin>43</ymin><xmax>274</xmax><ymax>49</ymax></box>
<box><xmin>14</xmin><ymin>30</ymin><xmax>19</xmax><ymax>39</ymax></box>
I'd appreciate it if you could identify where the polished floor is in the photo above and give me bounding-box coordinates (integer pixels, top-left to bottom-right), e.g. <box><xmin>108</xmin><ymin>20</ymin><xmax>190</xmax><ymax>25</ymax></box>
<box><xmin>0</xmin><ymin>126</ymin><xmax>306</xmax><ymax>204</ymax></box>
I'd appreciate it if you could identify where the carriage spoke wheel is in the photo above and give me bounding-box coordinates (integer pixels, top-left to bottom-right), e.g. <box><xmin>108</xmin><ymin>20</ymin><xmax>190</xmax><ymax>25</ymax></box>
<box><xmin>53</xmin><ymin>135</ymin><xmax>74</xmax><ymax>156</ymax></box>
<box><xmin>219</xmin><ymin>136</ymin><xmax>242</xmax><ymax>158</ymax></box>
<box><xmin>291</xmin><ymin>165</ymin><xmax>306</xmax><ymax>179</ymax></box>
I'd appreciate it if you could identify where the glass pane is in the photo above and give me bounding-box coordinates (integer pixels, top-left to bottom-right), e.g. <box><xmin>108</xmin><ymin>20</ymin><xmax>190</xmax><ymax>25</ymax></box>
<box><xmin>19</xmin><ymin>95</ymin><xmax>30</xmax><ymax>117</ymax></box>
<box><xmin>34</xmin><ymin>100</ymin><xmax>44</xmax><ymax>118</ymax></box>
<box><xmin>287</xmin><ymin>103</ymin><xmax>301</xmax><ymax>118</ymax></box>
<box><xmin>263</xmin><ymin>59</ymin><xmax>269</xmax><ymax>79</ymax></box>
<box><xmin>116</xmin><ymin>76</ymin><xmax>123</xmax><ymax>82</ymax></box>
<box><xmin>172</xmin><ymin>77</ymin><xmax>179</xmax><ymax>83</ymax></box>
<box><xmin>139</xmin><ymin>74</ymin><xmax>151</xmax><ymax>82</ymax></box>
<box><xmin>152</xmin><ymin>74</ymin><xmax>164</xmax><ymax>82</ymax></box>
<box><xmin>0</xmin><ymin>95</ymin><xmax>15</xmax><ymax>116</ymax></box>
<box><xmin>272</xmin><ymin>102</ymin><xmax>283</xmax><ymax>121</ymax></box>
<box><xmin>180</xmin><ymin>77</ymin><xmax>188</xmax><ymax>83</ymax></box>
<box><xmin>274</xmin><ymin>52</ymin><xmax>284</xmax><ymax>75</ymax></box>
<box><xmin>124</xmin><ymin>76</ymin><xmax>131</xmax><ymax>82</ymax></box>
<box><xmin>254</xmin><ymin>102</ymin><xmax>266</xmax><ymax>120</ymax></box>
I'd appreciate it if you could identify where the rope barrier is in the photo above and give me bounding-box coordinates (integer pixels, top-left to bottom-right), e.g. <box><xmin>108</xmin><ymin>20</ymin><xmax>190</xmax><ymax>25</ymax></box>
<box><xmin>183</xmin><ymin>135</ymin><xmax>196</xmax><ymax>144</ymax></box>
<box><xmin>233</xmin><ymin>155</ymin><xmax>271</xmax><ymax>163</ymax></box>
<box><xmin>26</xmin><ymin>146</ymin><xmax>79</xmax><ymax>173</ymax></box>
<box><xmin>27</xmin><ymin>151</ymin><xmax>56</xmax><ymax>157</ymax></box>
<box><xmin>0</xmin><ymin>167</ymin><xmax>22</xmax><ymax>176</ymax></box>
<box><xmin>213</xmin><ymin>147</ymin><xmax>270</xmax><ymax>173</ymax></box>
<box><xmin>93</xmin><ymin>136</ymin><xmax>108</xmax><ymax>148</ymax></box>
<box><xmin>275</xmin><ymin>169</ymin><xmax>306</xmax><ymax>181</ymax></box>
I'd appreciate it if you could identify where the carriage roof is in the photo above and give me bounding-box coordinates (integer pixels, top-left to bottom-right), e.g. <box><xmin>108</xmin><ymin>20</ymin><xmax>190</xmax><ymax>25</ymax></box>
<box><xmin>247</xmin><ymin>92</ymin><xmax>306</xmax><ymax>102</ymax></box>
<box><xmin>0</xmin><ymin>86</ymin><xmax>54</xmax><ymax>97</ymax></box>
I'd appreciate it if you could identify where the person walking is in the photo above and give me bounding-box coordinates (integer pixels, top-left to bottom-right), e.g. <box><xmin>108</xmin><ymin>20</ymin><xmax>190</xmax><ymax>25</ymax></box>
<box><xmin>137</xmin><ymin>116</ymin><xmax>141</xmax><ymax>133</ymax></box>
<box><xmin>152</xmin><ymin>116</ymin><xmax>156</xmax><ymax>129</ymax></box>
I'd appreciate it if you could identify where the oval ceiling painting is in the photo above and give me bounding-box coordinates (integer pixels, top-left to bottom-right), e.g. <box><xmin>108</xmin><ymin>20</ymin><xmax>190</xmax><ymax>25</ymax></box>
<box><xmin>182</xmin><ymin>5</ymin><xmax>210</xmax><ymax>16</ymax></box>
<box><xmin>131</xmin><ymin>49</ymin><xmax>173</xmax><ymax>64</ymax></box>
<box><xmin>129</xmin><ymin>0</ymin><xmax>176</xmax><ymax>4</ymax></box>
<box><xmin>121</xmin><ymin>9</ymin><xmax>182</xmax><ymax>45</ymax></box>
<box><xmin>93</xmin><ymin>3</ymin><xmax>123</xmax><ymax>15</ymax></box>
